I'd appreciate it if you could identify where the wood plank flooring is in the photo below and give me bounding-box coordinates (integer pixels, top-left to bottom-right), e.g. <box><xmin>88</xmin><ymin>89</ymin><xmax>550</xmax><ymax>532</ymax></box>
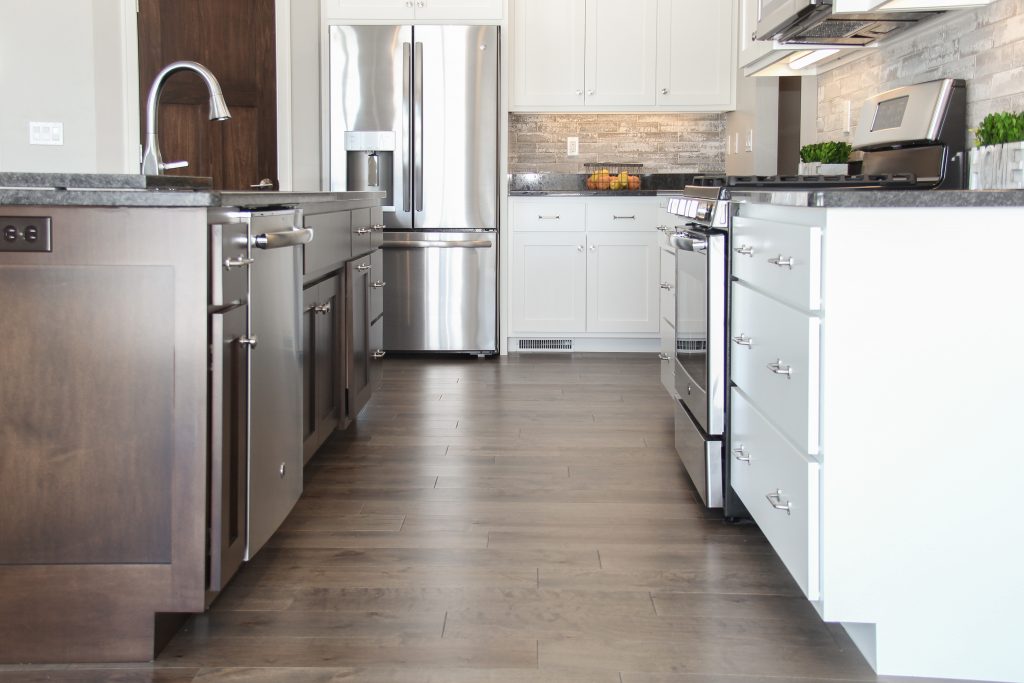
<box><xmin>0</xmin><ymin>355</ymin><xmax>983</xmax><ymax>682</ymax></box>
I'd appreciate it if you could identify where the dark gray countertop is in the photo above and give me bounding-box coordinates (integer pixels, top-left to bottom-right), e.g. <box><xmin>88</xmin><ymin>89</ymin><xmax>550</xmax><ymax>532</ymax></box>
<box><xmin>730</xmin><ymin>189</ymin><xmax>1024</xmax><ymax>208</ymax></box>
<box><xmin>0</xmin><ymin>172</ymin><xmax>385</xmax><ymax>208</ymax></box>
<box><xmin>509</xmin><ymin>172</ymin><xmax>696</xmax><ymax>196</ymax></box>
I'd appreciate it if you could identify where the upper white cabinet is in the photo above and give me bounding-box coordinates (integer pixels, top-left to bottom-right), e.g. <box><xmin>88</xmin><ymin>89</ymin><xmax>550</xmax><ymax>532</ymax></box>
<box><xmin>737</xmin><ymin>0</ymin><xmax>772</xmax><ymax>67</ymax></box>
<box><xmin>656</xmin><ymin>0</ymin><xmax>736</xmax><ymax>108</ymax></box>
<box><xmin>324</xmin><ymin>0</ymin><xmax>503</xmax><ymax>21</ymax></box>
<box><xmin>510</xmin><ymin>0</ymin><xmax>736</xmax><ymax>112</ymax></box>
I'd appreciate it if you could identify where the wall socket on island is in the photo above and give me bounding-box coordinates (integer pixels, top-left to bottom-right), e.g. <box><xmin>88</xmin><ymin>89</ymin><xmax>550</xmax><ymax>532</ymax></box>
<box><xmin>566</xmin><ymin>136</ymin><xmax>579</xmax><ymax>157</ymax></box>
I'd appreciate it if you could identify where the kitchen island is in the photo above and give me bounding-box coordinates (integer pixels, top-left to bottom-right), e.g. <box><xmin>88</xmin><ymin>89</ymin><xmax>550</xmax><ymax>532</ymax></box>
<box><xmin>0</xmin><ymin>176</ymin><xmax>384</xmax><ymax>663</ymax></box>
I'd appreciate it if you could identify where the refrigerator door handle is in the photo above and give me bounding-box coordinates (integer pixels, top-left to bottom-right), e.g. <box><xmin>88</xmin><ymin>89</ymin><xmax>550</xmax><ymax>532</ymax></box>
<box><xmin>402</xmin><ymin>41</ymin><xmax>411</xmax><ymax>213</ymax></box>
<box><xmin>413</xmin><ymin>40</ymin><xmax>424</xmax><ymax>213</ymax></box>
<box><xmin>381</xmin><ymin>239</ymin><xmax>494</xmax><ymax>249</ymax></box>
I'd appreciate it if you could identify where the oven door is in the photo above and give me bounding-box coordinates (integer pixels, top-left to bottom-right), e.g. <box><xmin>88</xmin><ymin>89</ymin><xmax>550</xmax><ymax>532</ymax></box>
<box><xmin>672</xmin><ymin>229</ymin><xmax>726</xmax><ymax>436</ymax></box>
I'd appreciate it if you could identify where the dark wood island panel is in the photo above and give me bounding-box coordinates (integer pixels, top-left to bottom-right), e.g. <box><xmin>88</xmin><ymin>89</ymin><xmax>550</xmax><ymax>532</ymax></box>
<box><xmin>0</xmin><ymin>206</ymin><xmax>209</xmax><ymax>662</ymax></box>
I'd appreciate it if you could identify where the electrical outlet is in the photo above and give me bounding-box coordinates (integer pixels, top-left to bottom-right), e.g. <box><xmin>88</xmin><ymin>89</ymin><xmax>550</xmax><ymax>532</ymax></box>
<box><xmin>566</xmin><ymin>136</ymin><xmax>579</xmax><ymax>157</ymax></box>
<box><xmin>29</xmin><ymin>122</ymin><xmax>63</xmax><ymax>146</ymax></box>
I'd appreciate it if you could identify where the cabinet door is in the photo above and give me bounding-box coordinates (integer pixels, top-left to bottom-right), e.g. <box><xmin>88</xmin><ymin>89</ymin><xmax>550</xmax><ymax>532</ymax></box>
<box><xmin>301</xmin><ymin>284</ymin><xmax>319</xmax><ymax>458</ymax></box>
<box><xmin>324</xmin><ymin>0</ymin><xmax>414</xmax><ymax>20</ymax></box>
<box><xmin>315</xmin><ymin>276</ymin><xmax>342</xmax><ymax>435</ymax></box>
<box><xmin>737</xmin><ymin>0</ymin><xmax>773</xmax><ymax>67</ymax></box>
<box><xmin>510</xmin><ymin>231</ymin><xmax>587</xmax><ymax>334</ymax></box>
<box><xmin>656</xmin><ymin>0</ymin><xmax>736</xmax><ymax>109</ymax></box>
<box><xmin>346</xmin><ymin>255</ymin><xmax>373</xmax><ymax>419</ymax></box>
<box><xmin>511</xmin><ymin>0</ymin><xmax>586</xmax><ymax>108</ymax></box>
<box><xmin>585</xmin><ymin>0</ymin><xmax>658</xmax><ymax>107</ymax></box>
<box><xmin>416</xmin><ymin>0</ymin><xmax>503</xmax><ymax>20</ymax></box>
<box><xmin>659</xmin><ymin>245</ymin><xmax>676</xmax><ymax>395</ymax></box>
<box><xmin>586</xmin><ymin>231</ymin><xmax>660</xmax><ymax>334</ymax></box>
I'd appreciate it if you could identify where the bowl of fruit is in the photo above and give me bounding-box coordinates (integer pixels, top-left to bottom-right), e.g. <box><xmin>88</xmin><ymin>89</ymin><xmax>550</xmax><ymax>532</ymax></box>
<box><xmin>584</xmin><ymin>163</ymin><xmax>642</xmax><ymax>191</ymax></box>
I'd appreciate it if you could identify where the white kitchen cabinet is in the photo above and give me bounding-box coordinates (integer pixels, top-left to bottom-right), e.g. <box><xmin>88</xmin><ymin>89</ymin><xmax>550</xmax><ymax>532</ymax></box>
<box><xmin>729</xmin><ymin>198</ymin><xmax>1024</xmax><ymax>683</ymax></box>
<box><xmin>656</xmin><ymin>0</ymin><xmax>736</xmax><ymax>109</ymax></box>
<box><xmin>510</xmin><ymin>231</ymin><xmax>588</xmax><ymax>334</ymax></box>
<box><xmin>657</xmin><ymin>227</ymin><xmax>676</xmax><ymax>395</ymax></box>
<box><xmin>510</xmin><ymin>0</ymin><xmax>735</xmax><ymax>112</ymax></box>
<box><xmin>509</xmin><ymin>197</ymin><xmax>661</xmax><ymax>344</ymax></box>
<box><xmin>324</xmin><ymin>0</ymin><xmax>502</xmax><ymax>21</ymax></box>
<box><xmin>737</xmin><ymin>0</ymin><xmax>772</xmax><ymax>67</ymax></box>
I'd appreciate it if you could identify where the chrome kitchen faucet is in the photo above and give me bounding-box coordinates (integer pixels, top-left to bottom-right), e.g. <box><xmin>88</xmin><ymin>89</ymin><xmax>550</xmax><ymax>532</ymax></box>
<box><xmin>141</xmin><ymin>60</ymin><xmax>231</xmax><ymax>175</ymax></box>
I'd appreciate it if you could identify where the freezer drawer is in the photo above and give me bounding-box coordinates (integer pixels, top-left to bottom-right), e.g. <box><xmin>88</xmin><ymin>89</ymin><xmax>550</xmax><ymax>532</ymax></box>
<box><xmin>381</xmin><ymin>231</ymin><xmax>497</xmax><ymax>353</ymax></box>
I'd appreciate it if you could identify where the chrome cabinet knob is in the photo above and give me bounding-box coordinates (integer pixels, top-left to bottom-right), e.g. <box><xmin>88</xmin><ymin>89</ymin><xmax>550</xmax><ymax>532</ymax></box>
<box><xmin>659</xmin><ymin>282</ymin><xmax>672</xmax><ymax>290</ymax></box>
<box><xmin>576</xmin><ymin>89</ymin><xmax>583</xmax><ymax>96</ymax></box>
<box><xmin>661</xmin><ymin>88</ymin><xmax>668</xmax><ymax>95</ymax></box>
<box><xmin>766</xmin><ymin>489</ymin><xmax>792</xmax><ymax>514</ymax></box>
<box><xmin>371</xmin><ymin>280</ymin><xmax>386</xmax><ymax>288</ymax></box>
<box><xmin>373</xmin><ymin>349</ymin><xmax>386</xmax><ymax>359</ymax></box>
<box><xmin>224</xmin><ymin>256</ymin><xmax>254</xmax><ymax>270</ymax></box>
<box><xmin>734</xmin><ymin>244</ymin><xmax>754</xmax><ymax>256</ymax></box>
<box><xmin>239</xmin><ymin>335</ymin><xmax>258</xmax><ymax>349</ymax></box>
<box><xmin>768</xmin><ymin>254</ymin><xmax>795</xmax><ymax>269</ymax></box>
<box><xmin>372</xmin><ymin>224</ymin><xmax>386</xmax><ymax>231</ymax></box>
<box><xmin>767</xmin><ymin>359</ymin><xmax>793</xmax><ymax>378</ymax></box>
<box><xmin>733</xmin><ymin>447</ymin><xmax>752</xmax><ymax>463</ymax></box>
<box><xmin>732</xmin><ymin>333</ymin><xmax>753</xmax><ymax>347</ymax></box>
<box><xmin>577</xmin><ymin>245</ymin><xmax>584</xmax><ymax>252</ymax></box>
<box><xmin>356</xmin><ymin>263</ymin><xmax>371</xmax><ymax>271</ymax></box>
<box><xmin>356</xmin><ymin>228</ymin><xmax>372</xmax><ymax>235</ymax></box>
<box><xmin>658</xmin><ymin>353</ymin><xmax>671</xmax><ymax>361</ymax></box>
<box><xmin>587</xmin><ymin>89</ymin><xmax>594</xmax><ymax>96</ymax></box>
<box><xmin>314</xmin><ymin>301</ymin><xmax>332</xmax><ymax>315</ymax></box>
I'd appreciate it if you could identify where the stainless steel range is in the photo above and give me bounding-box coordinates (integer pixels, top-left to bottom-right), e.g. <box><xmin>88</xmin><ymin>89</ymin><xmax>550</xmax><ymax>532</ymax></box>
<box><xmin>666</xmin><ymin>78</ymin><xmax>966</xmax><ymax>517</ymax></box>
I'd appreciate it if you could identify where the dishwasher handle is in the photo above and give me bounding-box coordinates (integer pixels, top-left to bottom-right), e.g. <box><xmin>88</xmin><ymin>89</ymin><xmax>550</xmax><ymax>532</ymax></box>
<box><xmin>381</xmin><ymin>239</ymin><xmax>493</xmax><ymax>249</ymax></box>
<box><xmin>253</xmin><ymin>227</ymin><xmax>314</xmax><ymax>250</ymax></box>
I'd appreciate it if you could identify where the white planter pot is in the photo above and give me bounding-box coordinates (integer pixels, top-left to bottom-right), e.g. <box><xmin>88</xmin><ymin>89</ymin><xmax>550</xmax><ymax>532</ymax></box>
<box><xmin>969</xmin><ymin>142</ymin><xmax>1024</xmax><ymax>189</ymax></box>
<box><xmin>798</xmin><ymin>162</ymin><xmax>848</xmax><ymax>176</ymax></box>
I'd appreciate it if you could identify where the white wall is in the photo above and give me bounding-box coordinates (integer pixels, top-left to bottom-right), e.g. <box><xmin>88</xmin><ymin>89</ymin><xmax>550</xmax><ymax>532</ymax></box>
<box><xmin>725</xmin><ymin>68</ymin><xmax>779</xmax><ymax>176</ymax></box>
<box><xmin>0</xmin><ymin>0</ymin><xmax>137</xmax><ymax>174</ymax></box>
<box><xmin>288</xmin><ymin>0</ymin><xmax>323</xmax><ymax>191</ymax></box>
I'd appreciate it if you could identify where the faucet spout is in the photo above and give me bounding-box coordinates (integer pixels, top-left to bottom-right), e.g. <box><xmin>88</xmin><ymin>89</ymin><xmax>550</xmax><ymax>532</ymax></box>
<box><xmin>141</xmin><ymin>60</ymin><xmax>232</xmax><ymax>175</ymax></box>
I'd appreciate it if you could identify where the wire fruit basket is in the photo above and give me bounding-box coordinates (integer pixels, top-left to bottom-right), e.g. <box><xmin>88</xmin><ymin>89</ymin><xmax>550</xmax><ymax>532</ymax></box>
<box><xmin>584</xmin><ymin>162</ymin><xmax>643</xmax><ymax>191</ymax></box>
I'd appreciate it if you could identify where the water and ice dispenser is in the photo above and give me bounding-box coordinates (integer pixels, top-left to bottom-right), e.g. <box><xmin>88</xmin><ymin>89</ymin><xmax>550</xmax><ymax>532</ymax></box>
<box><xmin>345</xmin><ymin>131</ymin><xmax>395</xmax><ymax>206</ymax></box>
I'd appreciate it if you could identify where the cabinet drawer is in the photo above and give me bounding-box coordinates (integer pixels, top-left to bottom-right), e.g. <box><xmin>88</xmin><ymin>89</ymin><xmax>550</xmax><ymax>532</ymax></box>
<box><xmin>304</xmin><ymin>210</ymin><xmax>352</xmax><ymax>282</ymax></box>
<box><xmin>370</xmin><ymin>206</ymin><xmax>384</xmax><ymax>250</ymax></box>
<box><xmin>731</xmin><ymin>388</ymin><xmax>820</xmax><ymax>601</ymax></box>
<box><xmin>586</xmin><ymin>198</ymin><xmax>661</xmax><ymax>231</ymax></box>
<box><xmin>732</xmin><ymin>215</ymin><xmax>822</xmax><ymax>312</ymax></box>
<box><xmin>731</xmin><ymin>283</ymin><xmax>820</xmax><ymax>455</ymax></box>
<box><xmin>351</xmin><ymin>208</ymin><xmax>373</xmax><ymax>256</ymax></box>
<box><xmin>512</xmin><ymin>198</ymin><xmax>586</xmax><ymax>231</ymax></box>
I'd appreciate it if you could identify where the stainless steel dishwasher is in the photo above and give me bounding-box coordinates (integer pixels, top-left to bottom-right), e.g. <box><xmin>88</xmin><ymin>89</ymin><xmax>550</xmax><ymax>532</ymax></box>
<box><xmin>210</xmin><ymin>206</ymin><xmax>313</xmax><ymax>560</ymax></box>
<box><xmin>381</xmin><ymin>230</ymin><xmax>497</xmax><ymax>354</ymax></box>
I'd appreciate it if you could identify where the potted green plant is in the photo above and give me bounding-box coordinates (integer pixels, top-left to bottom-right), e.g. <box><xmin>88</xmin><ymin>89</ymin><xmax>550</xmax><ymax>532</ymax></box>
<box><xmin>799</xmin><ymin>141</ymin><xmax>853</xmax><ymax>175</ymax></box>
<box><xmin>969</xmin><ymin>111</ymin><xmax>1024</xmax><ymax>189</ymax></box>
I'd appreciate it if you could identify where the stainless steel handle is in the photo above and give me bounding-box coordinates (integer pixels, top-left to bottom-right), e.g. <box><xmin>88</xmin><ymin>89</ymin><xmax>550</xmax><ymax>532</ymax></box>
<box><xmin>413</xmin><ymin>41</ymin><xmax>424</xmax><ymax>213</ymax></box>
<box><xmin>659</xmin><ymin>282</ymin><xmax>672</xmax><ymax>290</ymax></box>
<box><xmin>732</xmin><ymin>334</ymin><xmax>753</xmax><ymax>347</ymax></box>
<box><xmin>658</xmin><ymin>353</ymin><xmax>671</xmax><ymax>361</ymax></box>
<box><xmin>367</xmin><ymin>153</ymin><xmax>379</xmax><ymax>187</ymax></box>
<box><xmin>355</xmin><ymin>228</ymin><xmax>372</xmax><ymax>234</ymax></box>
<box><xmin>373</xmin><ymin>349</ymin><xmax>386</xmax><ymax>359</ymax></box>
<box><xmin>239</xmin><ymin>335</ymin><xmax>258</xmax><ymax>349</ymax></box>
<box><xmin>612</xmin><ymin>215</ymin><xmax>636</xmax><ymax>220</ymax></box>
<box><xmin>253</xmin><ymin>227</ymin><xmax>314</xmax><ymax>249</ymax></box>
<box><xmin>371</xmin><ymin>280</ymin><xmax>386</xmax><ymax>288</ymax></box>
<box><xmin>766</xmin><ymin>489</ymin><xmax>792</xmax><ymax>515</ymax></box>
<box><xmin>161</xmin><ymin>160</ymin><xmax>188</xmax><ymax>170</ymax></box>
<box><xmin>577</xmin><ymin>245</ymin><xmax>584</xmax><ymax>252</ymax></box>
<box><xmin>661</xmin><ymin>88</ymin><xmax>668</xmax><ymax>95</ymax></box>
<box><xmin>767</xmin><ymin>360</ymin><xmax>793</xmax><ymax>378</ymax></box>
<box><xmin>733</xmin><ymin>447</ymin><xmax>751</xmax><ymax>463</ymax></box>
<box><xmin>356</xmin><ymin>263</ymin><xmax>371</xmax><ymax>271</ymax></box>
<box><xmin>768</xmin><ymin>255</ymin><xmax>795</xmax><ymax>269</ymax></box>
<box><xmin>671</xmin><ymin>232</ymin><xmax>708</xmax><ymax>253</ymax></box>
<box><xmin>734</xmin><ymin>244</ymin><xmax>754</xmax><ymax>256</ymax></box>
<box><xmin>314</xmin><ymin>302</ymin><xmax>332</xmax><ymax>315</ymax></box>
<box><xmin>402</xmin><ymin>42</ymin><xmax>411</xmax><ymax>212</ymax></box>
<box><xmin>380</xmin><ymin>239</ymin><xmax>493</xmax><ymax>249</ymax></box>
<box><xmin>576</xmin><ymin>89</ymin><xmax>583</xmax><ymax>96</ymax></box>
<box><xmin>372</xmin><ymin>224</ymin><xmax>386</xmax><ymax>231</ymax></box>
<box><xmin>224</xmin><ymin>256</ymin><xmax>254</xmax><ymax>270</ymax></box>
<box><xmin>538</xmin><ymin>214</ymin><xmax>560</xmax><ymax>220</ymax></box>
<box><xmin>249</xmin><ymin>177</ymin><xmax>274</xmax><ymax>189</ymax></box>
<box><xmin>587</xmin><ymin>89</ymin><xmax>594</xmax><ymax>95</ymax></box>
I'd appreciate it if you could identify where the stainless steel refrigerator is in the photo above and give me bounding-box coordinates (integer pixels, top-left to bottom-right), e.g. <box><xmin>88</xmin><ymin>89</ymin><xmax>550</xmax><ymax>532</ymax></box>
<box><xmin>329</xmin><ymin>24</ymin><xmax>499</xmax><ymax>354</ymax></box>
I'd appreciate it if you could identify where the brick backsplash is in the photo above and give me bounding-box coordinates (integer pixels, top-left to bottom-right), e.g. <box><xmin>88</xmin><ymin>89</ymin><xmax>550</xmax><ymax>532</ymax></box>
<box><xmin>508</xmin><ymin>113</ymin><xmax>726</xmax><ymax>174</ymax></box>
<box><xmin>816</xmin><ymin>0</ymin><xmax>1024</xmax><ymax>145</ymax></box>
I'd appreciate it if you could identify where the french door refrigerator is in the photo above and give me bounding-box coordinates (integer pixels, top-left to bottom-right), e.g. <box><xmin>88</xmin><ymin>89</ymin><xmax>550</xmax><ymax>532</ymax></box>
<box><xmin>329</xmin><ymin>24</ymin><xmax>499</xmax><ymax>354</ymax></box>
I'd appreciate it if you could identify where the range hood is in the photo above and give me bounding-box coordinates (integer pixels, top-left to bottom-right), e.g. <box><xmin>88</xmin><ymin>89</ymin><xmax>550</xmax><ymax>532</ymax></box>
<box><xmin>758</xmin><ymin>1</ymin><xmax>943</xmax><ymax>46</ymax></box>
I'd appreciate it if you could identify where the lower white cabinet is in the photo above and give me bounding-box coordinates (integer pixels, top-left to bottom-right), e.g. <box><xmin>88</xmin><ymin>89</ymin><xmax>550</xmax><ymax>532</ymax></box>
<box><xmin>658</xmin><ymin>228</ymin><xmax>676</xmax><ymax>395</ymax></box>
<box><xmin>509</xmin><ymin>197</ymin><xmax>663</xmax><ymax>344</ymax></box>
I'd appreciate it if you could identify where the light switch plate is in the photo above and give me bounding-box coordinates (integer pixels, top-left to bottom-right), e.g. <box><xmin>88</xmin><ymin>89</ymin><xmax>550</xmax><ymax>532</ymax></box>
<box><xmin>566</xmin><ymin>136</ymin><xmax>579</xmax><ymax>157</ymax></box>
<box><xmin>29</xmin><ymin>122</ymin><xmax>63</xmax><ymax>146</ymax></box>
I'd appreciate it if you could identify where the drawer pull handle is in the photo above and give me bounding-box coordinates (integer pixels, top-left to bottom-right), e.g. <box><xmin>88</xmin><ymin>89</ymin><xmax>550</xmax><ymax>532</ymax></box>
<box><xmin>356</xmin><ymin>228</ymin><xmax>372</xmax><ymax>234</ymax></box>
<box><xmin>356</xmin><ymin>263</ymin><xmax>372</xmax><ymax>271</ymax></box>
<box><xmin>768</xmin><ymin>254</ymin><xmax>794</xmax><ymax>269</ymax></box>
<box><xmin>766</xmin><ymin>489</ymin><xmax>792</xmax><ymax>514</ymax></box>
<box><xmin>314</xmin><ymin>302</ymin><xmax>332</xmax><ymax>315</ymax></box>
<box><xmin>371</xmin><ymin>280</ymin><xmax>387</xmax><ymax>288</ymax></box>
<box><xmin>372</xmin><ymin>349</ymin><xmax>386</xmax><ymax>359</ymax></box>
<box><xmin>372</xmin><ymin>224</ymin><xmax>386</xmax><ymax>231</ymax></box>
<box><xmin>658</xmin><ymin>353</ymin><xmax>671</xmax><ymax>361</ymax></box>
<box><xmin>224</xmin><ymin>256</ymin><xmax>254</xmax><ymax>270</ymax></box>
<box><xmin>538</xmin><ymin>214</ymin><xmax>560</xmax><ymax>220</ymax></box>
<box><xmin>767</xmin><ymin>359</ymin><xmax>793</xmax><ymax>378</ymax></box>
<box><xmin>612</xmin><ymin>215</ymin><xmax>636</xmax><ymax>220</ymax></box>
<box><xmin>733</xmin><ymin>447</ymin><xmax>751</xmax><ymax>463</ymax></box>
<box><xmin>734</xmin><ymin>244</ymin><xmax>754</xmax><ymax>256</ymax></box>
<box><xmin>659</xmin><ymin>282</ymin><xmax>672</xmax><ymax>290</ymax></box>
<box><xmin>732</xmin><ymin>334</ymin><xmax>752</xmax><ymax>348</ymax></box>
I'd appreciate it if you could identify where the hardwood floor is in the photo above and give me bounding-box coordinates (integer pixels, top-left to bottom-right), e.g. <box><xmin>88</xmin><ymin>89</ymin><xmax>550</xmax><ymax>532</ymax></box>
<box><xmin>0</xmin><ymin>355</ymin><xmax>981</xmax><ymax>682</ymax></box>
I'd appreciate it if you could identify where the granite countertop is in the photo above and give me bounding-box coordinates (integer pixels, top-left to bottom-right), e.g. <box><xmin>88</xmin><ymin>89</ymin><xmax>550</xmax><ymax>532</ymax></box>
<box><xmin>509</xmin><ymin>172</ymin><xmax>696</xmax><ymax>196</ymax></box>
<box><xmin>730</xmin><ymin>189</ymin><xmax>1024</xmax><ymax>208</ymax></box>
<box><xmin>0</xmin><ymin>172</ymin><xmax>385</xmax><ymax>209</ymax></box>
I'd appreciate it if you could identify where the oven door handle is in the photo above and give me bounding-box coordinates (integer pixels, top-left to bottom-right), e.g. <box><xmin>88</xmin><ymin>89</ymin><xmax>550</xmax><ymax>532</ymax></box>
<box><xmin>670</xmin><ymin>231</ymin><xmax>708</xmax><ymax>253</ymax></box>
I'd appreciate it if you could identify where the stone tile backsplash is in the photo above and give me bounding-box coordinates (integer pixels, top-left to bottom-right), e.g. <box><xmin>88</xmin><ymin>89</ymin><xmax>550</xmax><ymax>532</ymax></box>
<box><xmin>508</xmin><ymin>113</ymin><xmax>726</xmax><ymax>174</ymax></box>
<box><xmin>816</xmin><ymin>0</ymin><xmax>1024</xmax><ymax>145</ymax></box>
